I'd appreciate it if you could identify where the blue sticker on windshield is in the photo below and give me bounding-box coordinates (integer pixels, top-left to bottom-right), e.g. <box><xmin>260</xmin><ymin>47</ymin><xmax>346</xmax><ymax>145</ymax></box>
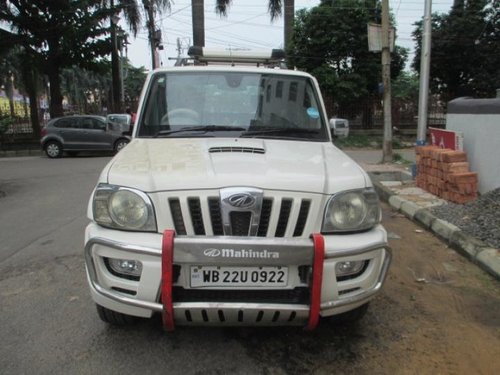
<box><xmin>307</xmin><ymin>107</ymin><xmax>320</xmax><ymax>119</ymax></box>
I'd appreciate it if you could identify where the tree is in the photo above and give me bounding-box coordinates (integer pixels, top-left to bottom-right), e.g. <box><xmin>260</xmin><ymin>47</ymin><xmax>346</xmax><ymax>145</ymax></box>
<box><xmin>123</xmin><ymin>62</ymin><xmax>147</xmax><ymax>104</ymax></box>
<box><xmin>412</xmin><ymin>0</ymin><xmax>500</xmax><ymax>101</ymax></box>
<box><xmin>100</xmin><ymin>1</ymin><xmax>168</xmax><ymax>109</ymax></box>
<box><xmin>192</xmin><ymin>1</ymin><xmax>290</xmax><ymax>49</ymax></box>
<box><xmin>0</xmin><ymin>43</ymin><xmax>41</xmax><ymax>137</ymax></box>
<box><xmin>0</xmin><ymin>1</ymin><xmax>113</xmax><ymax>118</ymax></box>
<box><xmin>288</xmin><ymin>0</ymin><xmax>407</xmax><ymax>125</ymax></box>
<box><xmin>0</xmin><ymin>52</ymin><xmax>17</xmax><ymax>118</ymax></box>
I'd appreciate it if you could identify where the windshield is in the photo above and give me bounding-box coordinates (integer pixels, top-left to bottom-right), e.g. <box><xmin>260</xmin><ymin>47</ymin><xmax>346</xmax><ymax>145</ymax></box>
<box><xmin>137</xmin><ymin>71</ymin><xmax>328</xmax><ymax>141</ymax></box>
<box><xmin>107</xmin><ymin>114</ymin><xmax>130</xmax><ymax>125</ymax></box>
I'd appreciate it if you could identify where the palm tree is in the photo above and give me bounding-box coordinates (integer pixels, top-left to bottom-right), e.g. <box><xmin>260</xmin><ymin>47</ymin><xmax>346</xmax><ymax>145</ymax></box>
<box><xmin>104</xmin><ymin>0</ymin><xmax>170</xmax><ymax>112</ymax></box>
<box><xmin>192</xmin><ymin>1</ymin><xmax>295</xmax><ymax>50</ymax></box>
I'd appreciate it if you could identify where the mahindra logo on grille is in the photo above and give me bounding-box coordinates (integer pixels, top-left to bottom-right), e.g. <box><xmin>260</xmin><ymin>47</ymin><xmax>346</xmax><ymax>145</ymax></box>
<box><xmin>203</xmin><ymin>248</ymin><xmax>279</xmax><ymax>259</ymax></box>
<box><xmin>203</xmin><ymin>248</ymin><xmax>221</xmax><ymax>257</ymax></box>
<box><xmin>228</xmin><ymin>193</ymin><xmax>256</xmax><ymax>208</ymax></box>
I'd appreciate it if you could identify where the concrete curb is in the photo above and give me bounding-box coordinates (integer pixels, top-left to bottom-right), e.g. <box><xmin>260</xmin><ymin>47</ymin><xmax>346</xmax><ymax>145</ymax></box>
<box><xmin>371</xmin><ymin>178</ymin><xmax>500</xmax><ymax>281</ymax></box>
<box><xmin>0</xmin><ymin>149</ymin><xmax>42</xmax><ymax>158</ymax></box>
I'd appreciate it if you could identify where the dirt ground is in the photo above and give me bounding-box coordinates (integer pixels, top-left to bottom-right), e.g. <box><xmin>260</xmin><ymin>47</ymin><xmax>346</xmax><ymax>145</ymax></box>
<box><xmin>366</xmin><ymin>204</ymin><xmax>499</xmax><ymax>374</ymax></box>
<box><xmin>226</xmin><ymin>203</ymin><xmax>500</xmax><ymax>374</ymax></box>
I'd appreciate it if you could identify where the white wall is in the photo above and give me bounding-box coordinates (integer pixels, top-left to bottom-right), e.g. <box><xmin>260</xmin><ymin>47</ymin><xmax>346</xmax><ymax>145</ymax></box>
<box><xmin>447</xmin><ymin>113</ymin><xmax>500</xmax><ymax>193</ymax></box>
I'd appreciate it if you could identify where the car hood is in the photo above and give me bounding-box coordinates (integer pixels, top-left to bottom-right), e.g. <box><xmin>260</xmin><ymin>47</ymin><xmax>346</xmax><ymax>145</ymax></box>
<box><xmin>102</xmin><ymin>138</ymin><xmax>369</xmax><ymax>194</ymax></box>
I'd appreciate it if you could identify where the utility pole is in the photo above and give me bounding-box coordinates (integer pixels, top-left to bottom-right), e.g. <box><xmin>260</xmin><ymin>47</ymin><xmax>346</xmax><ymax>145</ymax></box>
<box><xmin>381</xmin><ymin>0</ymin><xmax>392</xmax><ymax>162</ymax></box>
<box><xmin>192</xmin><ymin>0</ymin><xmax>205</xmax><ymax>47</ymax></box>
<box><xmin>110</xmin><ymin>0</ymin><xmax>122</xmax><ymax>113</ymax></box>
<box><xmin>284</xmin><ymin>0</ymin><xmax>295</xmax><ymax>51</ymax></box>
<box><xmin>416</xmin><ymin>0</ymin><xmax>432</xmax><ymax>145</ymax></box>
<box><xmin>144</xmin><ymin>0</ymin><xmax>157</xmax><ymax>70</ymax></box>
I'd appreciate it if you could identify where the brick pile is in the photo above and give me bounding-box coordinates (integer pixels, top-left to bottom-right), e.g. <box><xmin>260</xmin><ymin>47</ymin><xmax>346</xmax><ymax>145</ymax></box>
<box><xmin>415</xmin><ymin>145</ymin><xmax>478</xmax><ymax>204</ymax></box>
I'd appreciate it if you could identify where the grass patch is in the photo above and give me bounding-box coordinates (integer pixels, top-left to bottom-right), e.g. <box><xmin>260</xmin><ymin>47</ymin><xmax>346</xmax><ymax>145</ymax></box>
<box><xmin>334</xmin><ymin>134</ymin><xmax>379</xmax><ymax>149</ymax></box>
<box><xmin>392</xmin><ymin>152</ymin><xmax>413</xmax><ymax>165</ymax></box>
<box><xmin>334</xmin><ymin>134</ymin><xmax>414</xmax><ymax>150</ymax></box>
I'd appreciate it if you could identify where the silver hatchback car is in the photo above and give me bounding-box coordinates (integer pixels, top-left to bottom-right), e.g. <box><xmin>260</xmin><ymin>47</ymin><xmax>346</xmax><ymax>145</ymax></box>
<box><xmin>40</xmin><ymin>115</ymin><xmax>130</xmax><ymax>158</ymax></box>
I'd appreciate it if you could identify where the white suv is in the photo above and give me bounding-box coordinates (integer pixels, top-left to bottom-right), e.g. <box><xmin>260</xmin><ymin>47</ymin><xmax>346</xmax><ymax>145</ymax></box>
<box><xmin>84</xmin><ymin>49</ymin><xmax>391</xmax><ymax>330</ymax></box>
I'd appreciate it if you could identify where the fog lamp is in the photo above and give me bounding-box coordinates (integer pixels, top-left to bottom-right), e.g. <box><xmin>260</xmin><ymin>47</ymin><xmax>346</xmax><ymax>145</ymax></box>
<box><xmin>335</xmin><ymin>260</ymin><xmax>365</xmax><ymax>277</ymax></box>
<box><xmin>107</xmin><ymin>258</ymin><xmax>143</xmax><ymax>278</ymax></box>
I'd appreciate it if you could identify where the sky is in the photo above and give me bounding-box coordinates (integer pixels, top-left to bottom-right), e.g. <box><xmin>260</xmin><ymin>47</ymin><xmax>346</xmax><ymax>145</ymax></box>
<box><xmin>124</xmin><ymin>0</ymin><xmax>456</xmax><ymax>71</ymax></box>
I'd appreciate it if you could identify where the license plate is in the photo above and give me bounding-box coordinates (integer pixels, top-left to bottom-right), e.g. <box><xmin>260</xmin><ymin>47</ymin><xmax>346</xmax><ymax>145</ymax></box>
<box><xmin>190</xmin><ymin>266</ymin><xmax>288</xmax><ymax>288</ymax></box>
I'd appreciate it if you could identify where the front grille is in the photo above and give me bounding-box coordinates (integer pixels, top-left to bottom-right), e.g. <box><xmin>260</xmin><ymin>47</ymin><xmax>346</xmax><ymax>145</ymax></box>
<box><xmin>173</xmin><ymin>287</ymin><xmax>310</xmax><ymax>304</ymax></box>
<box><xmin>168</xmin><ymin>194</ymin><xmax>314</xmax><ymax>238</ymax></box>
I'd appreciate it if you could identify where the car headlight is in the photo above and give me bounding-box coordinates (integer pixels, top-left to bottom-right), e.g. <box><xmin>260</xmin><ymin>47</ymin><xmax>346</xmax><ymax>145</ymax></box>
<box><xmin>93</xmin><ymin>184</ymin><xmax>156</xmax><ymax>231</ymax></box>
<box><xmin>322</xmin><ymin>188</ymin><xmax>381</xmax><ymax>232</ymax></box>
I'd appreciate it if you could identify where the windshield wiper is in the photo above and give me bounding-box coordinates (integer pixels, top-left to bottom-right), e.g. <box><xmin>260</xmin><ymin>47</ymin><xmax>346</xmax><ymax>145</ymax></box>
<box><xmin>154</xmin><ymin>125</ymin><xmax>247</xmax><ymax>137</ymax></box>
<box><xmin>240</xmin><ymin>127</ymin><xmax>320</xmax><ymax>138</ymax></box>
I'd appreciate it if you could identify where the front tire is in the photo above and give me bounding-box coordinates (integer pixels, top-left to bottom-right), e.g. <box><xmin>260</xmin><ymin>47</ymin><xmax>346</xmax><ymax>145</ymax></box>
<box><xmin>114</xmin><ymin>138</ymin><xmax>129</xmax><ymax>153</ymax></box>
<box><xmin>45</xmin><ymin>141</ymin><xmax>63</xmax><ymax>158</ymax></box>
<box><xmin>96</xmin><ymin>304</ymin><xmax>137</xmax><ymax>326</ymax></box>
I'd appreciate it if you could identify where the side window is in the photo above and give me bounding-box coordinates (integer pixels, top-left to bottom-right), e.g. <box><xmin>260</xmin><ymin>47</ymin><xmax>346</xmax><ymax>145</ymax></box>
<box><xmin>80</xmin><ymin>118</ymin><xmax>94</xmax><ymax>129</ymax></box>
<box><xmin>54</xmin><ymin>118</ymin><xmax>73</xmax><ymax>128</ymax></box>
<box><xmin>93</xmin><ymin>119</ymin><xmax>107</xmax><ymax>130</ymax></box>
<box><xmin>141</xmin><ymin>74</ymin><xmax>167</xmax><ymax>132</ymax></box>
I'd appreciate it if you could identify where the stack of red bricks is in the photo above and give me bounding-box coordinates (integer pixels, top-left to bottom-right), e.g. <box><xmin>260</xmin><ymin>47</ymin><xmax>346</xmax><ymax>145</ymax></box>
<box><xmin>415</xmin><ymin>145</ymin><xmax>478</xmax><ymax>204</ymax></box>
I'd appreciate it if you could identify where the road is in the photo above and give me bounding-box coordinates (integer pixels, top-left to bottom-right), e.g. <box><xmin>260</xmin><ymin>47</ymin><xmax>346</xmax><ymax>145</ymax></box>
<box><xmin>0</xmin><ymin>155</ymin><xmax>499</xmax><ymax>374</ymax></box>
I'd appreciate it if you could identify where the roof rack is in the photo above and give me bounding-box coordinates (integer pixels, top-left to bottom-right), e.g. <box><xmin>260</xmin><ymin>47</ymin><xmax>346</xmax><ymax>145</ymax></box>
<box><xmin>186</xmin><ymin>46</ymin><xmax>286</xmax><ymax>67</ymax></box>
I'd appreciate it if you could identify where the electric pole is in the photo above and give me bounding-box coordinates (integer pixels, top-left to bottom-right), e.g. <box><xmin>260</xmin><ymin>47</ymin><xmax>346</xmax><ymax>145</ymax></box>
<box><xmin>144</xmin><ymin>0</ymin><xmax>158</xmax><ymax>70</ymax></box>
<box><xmin>110</xmin><ymin>0</ymin><xmax>122</xmax><ymax>113</ymax></box>
<box><xmin>416</xmin><ymin>0</ymin><xmax>432</xmax><ymax>145</ymax></box>
<box><xmin>381</xmin><ymin>0</ymin><xmax>393</xmax><ymax>163</ymax></box>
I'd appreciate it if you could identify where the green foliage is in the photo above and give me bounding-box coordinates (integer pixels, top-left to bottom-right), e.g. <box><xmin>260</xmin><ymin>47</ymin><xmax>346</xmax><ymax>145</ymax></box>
<box><xmin>0</xmin><ymin>0</ymin><xmax>116</xmax><ymax>116</ymax></box>
<box><xmin>412</xmin><ymin>0</ymin><xmax>500</xmax><ymax>100</ymax></box>
<box><xmin>334</xmin><ymin>134</ymin><xmax>378</xmax><ymax>149</ymax></box>
<box><xmin>0</xmin><ymin>114</ymin><xmax>15</xmax><ymax>135</ymax></box>
<box><xmin>333</xmin><ymin>134</ymin><xmax>411</xmax><ymax>149</ymax></box>
<box><xmin>288</xmin><ymin>0</ymin><xmax>408</xmax><ymax>131</ymax></box>
<box><xmin>392</xmin><ymin>71</ymin><xmax>419</xmax><ymax>100</ymax></box>
<box><xmin>392</xmin><ymin>152</ymin><xmax>412</xmax><ymax>165</ymax></box>
<box><xmin>288</xmin><ymin>0</ymin><xmax>407</xmax><ymax>110</ymax></box>
<box><xmin>124</xmin><ymin>63</ymin><xmax>147</xmax><ymax>102</ymax></box>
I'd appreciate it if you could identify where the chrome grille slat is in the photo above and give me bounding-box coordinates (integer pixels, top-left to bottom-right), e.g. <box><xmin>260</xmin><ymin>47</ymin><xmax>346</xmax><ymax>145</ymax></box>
<box><xmin>285</xmin><ymin>198</ymin><xmax>303</xmax><ymax>238</ymax></box>
<box><xmin>179</xmin><ymin>198</ymin><xmax>195</xmax><ymax>235</ymax></box>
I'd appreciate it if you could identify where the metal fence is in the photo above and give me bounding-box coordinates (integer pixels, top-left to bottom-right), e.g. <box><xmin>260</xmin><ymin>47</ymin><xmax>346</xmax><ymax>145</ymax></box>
<box><xmin>1</xmin><ymin>97</ymin><xmax>447</xmax><ymax>140</ymax></box>
<box><xmin>323</xmin><ymin>96</ymin><xmax>447</xmax><ymax>132</ymax></box>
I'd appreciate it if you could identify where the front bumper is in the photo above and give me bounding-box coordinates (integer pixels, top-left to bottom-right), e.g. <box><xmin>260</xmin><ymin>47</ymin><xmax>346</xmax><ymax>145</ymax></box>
<box><xmin>85</xmin><ymin>223</ymin><xmax>391</xmax><ymax>327</ymax></box>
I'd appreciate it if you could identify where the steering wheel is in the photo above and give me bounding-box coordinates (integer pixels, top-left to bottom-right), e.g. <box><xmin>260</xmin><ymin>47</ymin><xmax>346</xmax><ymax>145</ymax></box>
<box><xmin>161</xmin><ymin>108</ymin><xmax>200</xmax><ymax>125</ymax></box>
